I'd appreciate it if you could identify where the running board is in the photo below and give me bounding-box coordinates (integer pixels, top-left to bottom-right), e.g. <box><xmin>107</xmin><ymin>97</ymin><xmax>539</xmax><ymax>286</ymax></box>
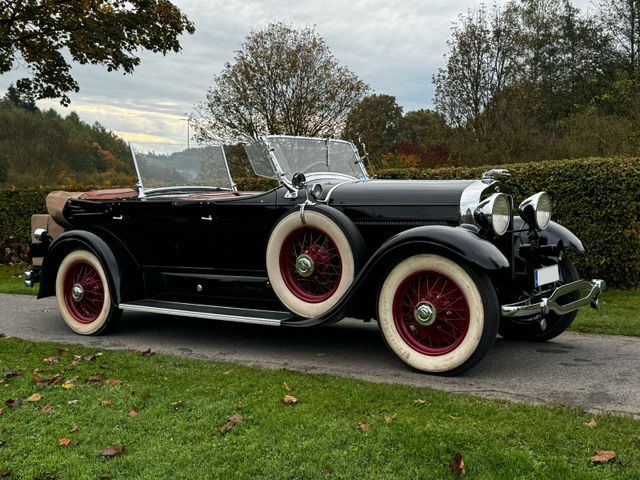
<box><xmin>119</xmin><ymin>299</ymin><xmax>293</xmax><ymax>326</ymax></box>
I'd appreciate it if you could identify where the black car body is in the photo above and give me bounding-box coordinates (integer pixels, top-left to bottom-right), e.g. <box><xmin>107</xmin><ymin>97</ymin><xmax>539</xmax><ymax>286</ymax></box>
<box><xmin>24</xmin><ymin>136</ymin><xmax>604</xmax><ymax>374</ymax></box>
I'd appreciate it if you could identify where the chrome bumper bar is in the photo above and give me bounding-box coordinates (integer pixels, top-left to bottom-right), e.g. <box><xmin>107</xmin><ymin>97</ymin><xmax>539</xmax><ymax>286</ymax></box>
<box><xmin>500</xmin><ymin>279</ymin><xmax>605</xmax><ymax>318</ymax></box>
<box><xmin>23</xmin><ymin>269</ymin><xmax>40</xmax><ymax>288</ymax></box>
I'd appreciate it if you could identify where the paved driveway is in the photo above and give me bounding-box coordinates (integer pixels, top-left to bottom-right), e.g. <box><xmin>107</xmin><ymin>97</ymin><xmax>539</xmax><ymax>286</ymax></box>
<box><xmin>1</xmin><ymin>294</ymin><xmax>638</xmax><ymax>417</ymax></box>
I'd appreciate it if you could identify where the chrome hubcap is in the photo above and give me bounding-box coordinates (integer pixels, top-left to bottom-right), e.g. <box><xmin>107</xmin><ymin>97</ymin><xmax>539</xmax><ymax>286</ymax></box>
<box><xmin>71</xmin><ymin>284</ymin><xmax>84</xmax><ymax>303</ymax></box>
<box><xmin>295</xmin><ymin>254</ymin><xmax>315</xmax><ymax>278</ymax></box>
<box><xmin>414</xmin><ymin>301</ymin><xmax>436</xmax><ymax>326</ymax></box>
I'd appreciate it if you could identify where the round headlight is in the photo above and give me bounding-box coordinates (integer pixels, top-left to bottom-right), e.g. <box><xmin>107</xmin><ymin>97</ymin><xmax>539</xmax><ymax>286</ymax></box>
<box><xmin>519</xmin><ymin>192</ymin><xmax>552</xmax><ymax>230</ymax></box>
<box><xmin>474</xmin><ymin>193</ymin><xmax>512</xmax><ymax>236</ymax></box>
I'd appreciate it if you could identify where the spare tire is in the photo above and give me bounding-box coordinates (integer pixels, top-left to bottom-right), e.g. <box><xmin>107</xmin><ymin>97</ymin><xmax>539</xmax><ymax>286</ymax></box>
<box><xmin>266</xmin><ymin>204</ymin><xmax>365</xmax><ymax>318</ymax></box>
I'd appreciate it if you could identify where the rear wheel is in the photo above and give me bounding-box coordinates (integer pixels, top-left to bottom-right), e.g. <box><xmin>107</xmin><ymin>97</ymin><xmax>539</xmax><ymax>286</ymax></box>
<box><xmin>55</xmin><ymin>249</ymin><xmax>122</xmax><ymax>335</ymax></box>
<box><xmin>377</xmin><ymin>254</ymin><xmax>499</xmax><ymax>375</ymax></box>
<box><xmin>498</xmin><ymin>259</ymin><xmax>579</xmax><ymax>342</ymax></box>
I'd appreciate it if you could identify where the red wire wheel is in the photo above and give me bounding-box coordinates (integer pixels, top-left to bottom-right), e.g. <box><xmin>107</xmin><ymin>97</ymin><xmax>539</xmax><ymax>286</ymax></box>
<box><xmin>279</xmin><ymin>226</ymin><xmax>343</xmax><ymax>303</ymax></box>
<box><xmin>62</xmin><ymin>260</ymin><xmax>105</xmax><ymax>324</ymax></box>
<box><xmin>392</xmin><ymin>270</ymin><xmax>470</xmax><ymax>356</ymax></box>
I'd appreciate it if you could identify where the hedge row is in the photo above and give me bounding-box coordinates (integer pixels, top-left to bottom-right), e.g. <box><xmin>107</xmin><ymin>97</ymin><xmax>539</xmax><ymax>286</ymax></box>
<box><xmin>1</xmin><ymin>158</ymin><xmax>638</xmax><ymax>287</ymax></box>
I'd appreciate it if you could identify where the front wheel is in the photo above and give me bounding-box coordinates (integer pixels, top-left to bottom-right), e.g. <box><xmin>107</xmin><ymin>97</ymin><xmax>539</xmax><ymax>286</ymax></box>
<box><xmin>55</xmin><ymin>249</ymin><xmax>122</xmax><ymax>335</ymax></box>
<box><xmin>377</xmin><ymin>254</ymin><xmax>499</xmax><ymax>375</ymax></box>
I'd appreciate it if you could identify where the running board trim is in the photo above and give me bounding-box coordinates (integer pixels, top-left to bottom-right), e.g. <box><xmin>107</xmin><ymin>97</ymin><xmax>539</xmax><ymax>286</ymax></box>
<box><xmin>120</xmin><ymin>301</ymin><xmax>291</xmax><ymax>326</ymax></box>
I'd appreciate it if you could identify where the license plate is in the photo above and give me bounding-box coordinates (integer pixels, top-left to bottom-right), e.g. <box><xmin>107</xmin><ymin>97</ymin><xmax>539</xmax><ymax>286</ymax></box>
<box><xmin>534</xmin><ymin>265</ymin><xmax>560</xmax><ymax>288</ymax></box>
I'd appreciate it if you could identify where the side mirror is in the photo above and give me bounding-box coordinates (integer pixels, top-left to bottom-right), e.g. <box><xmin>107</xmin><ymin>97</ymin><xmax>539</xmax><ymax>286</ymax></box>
<box><xmin>291</xmin><ymin>172</ymin><xmax>307</xmax><ymax>189</ymax></box>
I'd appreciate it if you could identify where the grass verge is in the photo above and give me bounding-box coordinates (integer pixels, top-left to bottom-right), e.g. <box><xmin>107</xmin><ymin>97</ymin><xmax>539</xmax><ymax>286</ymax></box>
<box><xmin>0</xmin><ymin>337</ymin><xmax>638</xmax><ymax>479</ymax></box>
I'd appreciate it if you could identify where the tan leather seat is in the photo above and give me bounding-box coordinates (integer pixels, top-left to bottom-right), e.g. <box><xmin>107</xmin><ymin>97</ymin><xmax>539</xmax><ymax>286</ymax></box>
<box><xmin>46</xmin><ymin>191</ymin><xmax>84</xmax><ymax>228</ymax></box>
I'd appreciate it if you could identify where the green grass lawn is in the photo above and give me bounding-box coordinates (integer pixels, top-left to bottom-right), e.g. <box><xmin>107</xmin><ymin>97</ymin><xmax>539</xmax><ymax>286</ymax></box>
<box><xmin>1</xmin><ymin>263</ymin><xmax>638</xmax><ymax>337</ymax></box>
<box><xmin>0</xmin><ymin>337</ymin><xmax>637</xmax><ymax>480</ymax></box>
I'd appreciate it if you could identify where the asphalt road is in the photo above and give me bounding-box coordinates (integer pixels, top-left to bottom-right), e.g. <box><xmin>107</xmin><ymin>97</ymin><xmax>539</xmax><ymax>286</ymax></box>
<box><xmin>1</xmin><ymin>293</ymin><xmax>638</xmax><ymax>417</ymax></box>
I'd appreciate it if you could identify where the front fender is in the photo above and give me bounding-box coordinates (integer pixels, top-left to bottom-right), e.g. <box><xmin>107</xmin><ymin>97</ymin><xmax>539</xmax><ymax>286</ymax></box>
<box><xmin>513</xmin><ymin>218</ymin><xmax>584</xmax><ymax>253</ymax></box>
<box><xmin>38</xmin><ymin>229</ymin><xmax>143</xmax><ymax>304</ymax></box>
<box><xmin>282</xmin><ymin>225</ymin><xmax>508</xmax><ymax>327</ymax></box>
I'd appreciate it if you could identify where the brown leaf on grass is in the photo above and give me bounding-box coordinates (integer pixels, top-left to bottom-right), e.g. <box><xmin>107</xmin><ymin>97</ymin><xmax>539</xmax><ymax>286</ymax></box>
<box><xmin>32</xmin><ymin>373</ymin><xmax>42</xmax><ymax>384</ymax></box>
<box><xmin>38</xmin><ymin>374</ymin><xmax>61</xmax><ymax>386</ymax></box>
<box><xmin>283</xmin><ymin>382</ymin><xmax>292</xmax><ymax>391</ymax></box>
<box><xmin>101</xmin><ymin>444</ymin><xmax>126</xmax><ymax>458</ymax></box>
<box><xmin>5</xmin><ymin>398</ymin><xmax>21</xmax><ymax>408</ymax></box>
<box><xmin>87</xmin><ymin>375</ymin><xmax>103</xmax><ymax>383</ymax></box>
<box><xmin>282</xmin><ymin>395</ymin><xmax>298</xmax><ymax>404</ymax></box>
<box><xmin>450</xmin><ymin>415</ymin><xmax>463</xmax><ymax>421</ymax></box>
<box><xmin>57</xmin><ymin>347</ymin><xmax>70</xmax><ymax>353</ymax></box>
<box><xmin>100</xmin><ymin>399</ymin><xmax>112</xmax><ymax>407</ymax></box>
<box><xmin>170</xmin><ymin>400</ymin><xmax>184</xmax><ymax>408</ymax></box>
<box><xmin>384</xmin><ymin>414</ymin><xmax>396</xmax><ymax>424</ymax></box>
<box><xmin>106</xmin><ymin>379</ymin><xmax>122</xmax><ymax>386</ymax></box>
<box><xmin>26</xmin><ymin>393</ymin><xmax>42</xmax><ymax>402</ymax></box>
<box><xmin>58</xmin><ymin>437</ymin><xmax>72</xmax><ymax>446</ymax></box>
<box><xmin>585</xmin><ymin>419</ymin><xmax>597</xmax><ymax>428</ymax></box>
<box><xmin>4</xmin><ymin>369</ymin><xmax>22</xmax><ymax>378</ymax></box>
<box><xmin>223</xmin><ymin>370</ymin><xmax>234</xmax><ymax>375</ymax></box>
<box><xmin>357</xmin><ymin>422</ymin><xmax>370</xmax><ymax>432</ymax></box>
<box><xmin>221</xmin><ymin>413</ymin><xmax>244</xmax><ymax>433</ymax></box>
<box><xmin>449</xmin><ymin>451</ymin><xmax>466</xmax><ymax>476</ymax></box>
<box><xmin>591</xmin><ymin>450</ymin><xmax>616</xmax><ymax>463</ymax></box>
<box><xmin>64</xmin><ymin>376</ymin><xmax>79</xmax><ymax>384</ymax></box>
<box><xmin>137</xmin><ymin>348</ymin><xmax>154</xmax><ymax>357</ymax></box>
<box><xmin>98</xmin><ymin>473</ymin><xmax>112</xmax><ymax>480</ymax></box>
<box><xmin>41</xmin><ymin>404</ymin><xmax>53</xmax><ymax>413</ymax></box>
<box><xmin>0</xmin><ymin>469</ymin><xmax>12</xmax><ymax>478</ymax></box>
<box><xmin>67</xmin><ymin>400</ymin><xmax>79</xmax><ymax>406</ymax></box>
<box><xmin>70</xmin><ymin>424</ymin><xmax>78</xmax><ymax>433</ymax></box>
<box><xmin>43</xmin><ymin>356</ymin><xmax>59</xmax><ymax>365</ymax></box>
<box><xmin>83</xmin><ymin>355</ymin><xmax>96</xmax><ymax>362</ymax></box>
<box><xmin>0</xmin><ymin>407</ymin><xmax>3</xmax><ymax>415</ymax></box>
<box><xmin>414</xmin><ymin>399</ymin><xmax>426</xmax><ymax>404</ymax></box>
<box><xmin>129</xmin><ymin>406</ymin><xmax>139</xmax><ymax>417</ymax></box>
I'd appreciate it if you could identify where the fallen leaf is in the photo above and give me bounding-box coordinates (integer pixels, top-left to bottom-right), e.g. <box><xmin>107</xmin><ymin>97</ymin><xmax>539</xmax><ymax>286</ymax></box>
<box><xmin>58</xmin><ymin>437</ymin><xmax>72</xmax><ymax>446</ymax></box>
<box><xmin>26</xmin><ymin>393</ymin><xmax>42</xmax><ymax>402</ymax></box>
<box><xmin>283</xmin><ymin>382</ymin><xmax>292</xmax><ymax>391</ymax></box>
<box><xmin>0</xmin><ymin>407</ymin><xmax>3</xmax><ymax>415</ymax></box>
<box><xmin>138</xmin><ymin>348</ymin><xmax>154</xmax><ymax>357</ymax></box>
<box><xmin>61</xmin><ymin>383</ymin><xmax>73</xmax><ymax>389</ymax></box>
<box><xmin>449</xmin><ymin>451</ymin><xmax>466</xmax><ymax>476</ymax></box>
<box><xmin>43</xmin><ymin>356</ymin><xmax>59</xmax><ymax>365</ymax></box>
<box><xmin>282</xmin><ymin>395</ymin><xmax>298</xmax><ymax>404</ymax></box>
<box><xmin>414</xmin><ymin>399</ymin><xmax>426</xmax><ymax>404</ymax></box>
<box><xmin>129</xmin><ymin>406</ymin><xmax>139</xmax><ymax>417</ymax></box>
<box><xmin>31</xmin><ymin>373</ymin><xmax>42</xmax><ymax>384</ymax></box>
<box><xmin>585</xmin><ymin>419</ymin><xmax>597</xmax><ymax>428</ymax></box>
<box><xmin>170</xmin><ymin>400</ymin><xmax>184</xmax><ymax>408</ymax></box>
<box><xmin>57</xmin><ymin>347</ymin><xmax>70</xmax><ymax>353</ymax></box>
<box><xmin>70</xmin><ymin>424</ymin><xmax>78</xmax><ymax>433</ymax></box>
<box><xmin>41</xmin><ymin>404</ymin><xmax>53</xmax><ymax>413</ymax></box>
<box><xmin>87</xmin><ymin>375</ymin><xmax>103</xmax><ymax>383</ymax></box>
<box><xmin>106</xmin><ymin>379</ymin><xmax>122</xmax><ymax>386</ymax></box>
<box><xmin>4</xmin><ymin>369</ymin><xmax>22</xmax><ymax>378</ymax></box>
<box><xmin>83</xmin><ymin>355</ymin><xmax>96</xmax><ymax>362</ymax></box>
<box><xmin>5</xmin><ymin>398</ymin><xmax>21</xmax><ymax>408</ymax></box>
<box><xmin>0</xmin><ymin>469</ymin><xmax>12</xmax><ymax>478</ymax></box>
<box><xmin>67</xmin><ymin>400</ymin><xmax>79</xmax><ymax>405</ymax></box>
<box><xmin>384</xmin><ymin>414</ymin><xmax>396</xmax><ymax>424</ymax></box>
<box><xmin>221</xmin><ymin>413</ymin><xmax>244</xmax><ymax>433</ymax></box>
<box><xmin>591</xmin><ymin>450</ymin><xmax>616</xmax><ymax>463</ymax></box>
<box><xmin>100</xmin><ymin>399</ymin><xmax>112</xmax><ymax>407</ymax></box>
<box><xmin>32</xmin><ymin>368</ymin><xmax>44</xmax><ymax>374</ymax></box>
<box><xmin>63</xmin><ymin>376</ymin><xmax>79</xmax><ymax>384</ymax></box>
<box><xmin>98</xmin><ymin>474</ymin><xmax>112</xmax><ymax>480</ymax></box>
<box><xmin>357</xmin><ymin>422</ymin><xmax>370</xmax><ymax>432</ymax></box>
<box><xmin>450</xmin><ymin>415</ymin><xmax>463</xmax><ymax>421</ymax></box>
<box><xmin>223</xmin><ymin>370</ymin><xmax>233</xmax><ymax>375</ymax></box>
<box><xmin>101</xmin><ymin>444</ymin><xmax>125</xmax><ymax>458</ymax></box>
<box><xmin>38</xmin><ymin>374</ymin><xmax>61</xmax><ymax>386</ymax></box>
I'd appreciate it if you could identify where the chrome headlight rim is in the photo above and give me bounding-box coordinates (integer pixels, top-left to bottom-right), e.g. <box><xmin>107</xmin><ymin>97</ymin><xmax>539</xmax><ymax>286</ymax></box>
<box><xmin>519</xmin><ymin>192</ymin><xmax>552</xmax><ymax>230</ymax></box>
<box><xmin>474</xmin><ymin>192</ymin><xmax>512</xmax><ymax>237</ymax></box>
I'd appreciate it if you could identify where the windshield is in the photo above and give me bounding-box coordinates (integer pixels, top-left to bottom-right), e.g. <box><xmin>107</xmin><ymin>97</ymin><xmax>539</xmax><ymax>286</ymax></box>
<box><xmin>246</xmin><ymin>136</ymin><xmax>367</xmax><ymax>181</ymax></box>
<box><xmin>130</xmin><ymin>143</ymin><xmax>234</xmax><ymax>193</ymax></box>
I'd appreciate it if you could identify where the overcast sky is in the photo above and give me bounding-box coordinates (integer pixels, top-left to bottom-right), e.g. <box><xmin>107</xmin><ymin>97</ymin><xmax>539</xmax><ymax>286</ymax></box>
<box><xmin>1</xmin><ymin>0</ymin><xmax>593</xmax><ymax>144</ymax></box>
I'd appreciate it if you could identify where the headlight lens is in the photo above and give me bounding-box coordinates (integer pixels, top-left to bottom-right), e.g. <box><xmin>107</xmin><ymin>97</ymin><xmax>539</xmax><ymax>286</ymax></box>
<box><xmin>519</xmin><ymin>192</ymin><xmax>551</xmax><ymax>230</ymax></box>
<box><xmin>474</xmin><ymin>193</ymin><xmax>512</xmax><ymax>236</ymax></box>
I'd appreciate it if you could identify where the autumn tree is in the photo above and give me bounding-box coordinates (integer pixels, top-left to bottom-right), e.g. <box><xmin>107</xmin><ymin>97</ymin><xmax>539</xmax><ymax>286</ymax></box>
<box><xmin>343</xmin><ymin>94</ymin><xmax>402</xmax><ymax>163</ymax></box>
<box><xmin>0</xmin><ymin>0</ymin><xmax>194</xmax><ymax>105</ymax></box>
<box><xmin>194</xmin><ymin>22</ymin><xmax>369</xmax><ymax>142</ymax></box>
<box><xmin>598</xmin><ymin>0</ymin><xmax>640</xmax><ymax>82</ymax></box>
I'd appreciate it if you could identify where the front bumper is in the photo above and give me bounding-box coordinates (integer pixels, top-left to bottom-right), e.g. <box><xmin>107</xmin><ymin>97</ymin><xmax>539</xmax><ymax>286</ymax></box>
<box><xmin>500</xmin><ymin>279</ymin><xmax>605</xmax><ymax>318</ymax></box>
<box><xmin>23</xmin><ymin>269</ymin><xmax>41</xmax><ymax>288</ymax></box>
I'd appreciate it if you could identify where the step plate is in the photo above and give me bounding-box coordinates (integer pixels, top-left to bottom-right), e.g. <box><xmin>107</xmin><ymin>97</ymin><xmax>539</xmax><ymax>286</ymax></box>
<box><xmin>120</xmin><ymin>299</ymin><xmax>292</xmax><ymax>326</ymax></box>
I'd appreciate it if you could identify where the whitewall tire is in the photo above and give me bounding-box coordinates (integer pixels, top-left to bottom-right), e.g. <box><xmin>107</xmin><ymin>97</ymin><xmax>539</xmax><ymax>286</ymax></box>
<box><xmin>377</xmin><ymin>254</ymin><xmax>499</xmax><ymax>374</ymax></box>
<box><xmin>55</xmin><ymin>249</ymin><xmax>122</xmax><ymax>335</ymax></box>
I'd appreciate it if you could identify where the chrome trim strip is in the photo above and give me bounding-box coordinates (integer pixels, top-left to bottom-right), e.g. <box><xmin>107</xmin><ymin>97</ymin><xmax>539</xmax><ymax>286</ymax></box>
<box><xmin>321</xmin><ymin>180</ymin><xmax>353</xmax><ymax>204</ymax></box>
<box><xmin>119</xmin><ymin>303</ymin><xmax>285</xmax><ymax>326</ymax></box>
<box><xmin>500</xmin><ymin>279</ymin><xmax>605</xmax><ymax>318</ymax></box>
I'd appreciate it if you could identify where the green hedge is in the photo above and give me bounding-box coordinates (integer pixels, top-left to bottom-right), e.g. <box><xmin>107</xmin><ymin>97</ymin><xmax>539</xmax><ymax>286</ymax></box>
<box><xmin>1</xmin><ymin>159</ymin><xmax>638</xmax><ymax>288</ymax></box>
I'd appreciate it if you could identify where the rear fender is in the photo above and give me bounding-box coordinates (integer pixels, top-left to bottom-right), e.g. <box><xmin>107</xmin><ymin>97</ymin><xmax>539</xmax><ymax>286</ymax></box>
<box><xmin>38</xmin><ymin>229</ymin><xmax>144</xmax><ymax>304</ymax></box>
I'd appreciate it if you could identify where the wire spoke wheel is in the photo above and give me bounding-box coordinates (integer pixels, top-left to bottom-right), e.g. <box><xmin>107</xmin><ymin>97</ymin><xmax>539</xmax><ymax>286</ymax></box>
<box><xmin>280</xmin><ymin>226</ymin><xmax>343</xmax><ymax>303</ymax></box>
<box><xmin>63</xmin><ymin>260</ymin><xmax>105</xmax><ymax>324</ymax></box>
<box><xmin>393</xmin><ymin>270</ymin><xmax>470</xmax><ymax>355</ymax></box>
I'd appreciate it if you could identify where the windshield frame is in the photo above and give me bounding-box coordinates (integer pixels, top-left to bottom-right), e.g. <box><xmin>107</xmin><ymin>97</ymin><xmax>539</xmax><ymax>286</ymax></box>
<box><xmin>129</xmin><ymin>143</ymin><xmax>237</xmax><ymax>198</ymax></box>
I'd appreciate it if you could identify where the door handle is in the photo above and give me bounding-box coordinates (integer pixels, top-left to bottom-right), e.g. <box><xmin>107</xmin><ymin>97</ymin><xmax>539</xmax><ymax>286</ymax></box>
<box><xmin>201</xmin><ymin>215</ymin><xmax>213</xmax><ymax>221</ymax></box>
<box><xmin>112</xmin><ymin>215</ymin><xmax>124</xmax><ymax>220</ymax></box>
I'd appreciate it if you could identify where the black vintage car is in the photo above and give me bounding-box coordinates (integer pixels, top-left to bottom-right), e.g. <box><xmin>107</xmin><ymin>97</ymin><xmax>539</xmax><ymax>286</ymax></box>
<box><xmin>24</xmin><ymin>136</ymin><xmax>604</xmax><ymax>374</ymax></box>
